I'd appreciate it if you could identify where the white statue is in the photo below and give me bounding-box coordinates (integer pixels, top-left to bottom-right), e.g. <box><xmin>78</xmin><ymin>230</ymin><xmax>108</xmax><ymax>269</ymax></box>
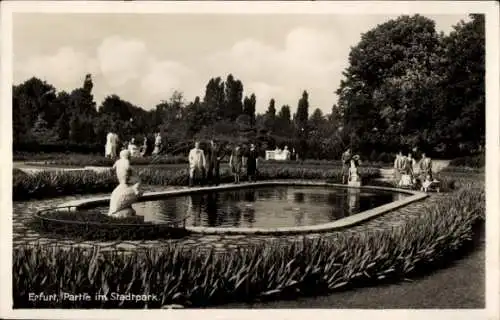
<box><xmin>152</xmin><ymin>132</ymin><xmax>162</xmax><ymax>155</ymax></box>
<box><xmin>348</xmin><ymin>159</ymin><xmax>361</xmax><ymax>187</ymax></box>
<box><xmin>108</xmin><ymin>150</ymin><xmax>143</xmax><ymax>218</ymax></box>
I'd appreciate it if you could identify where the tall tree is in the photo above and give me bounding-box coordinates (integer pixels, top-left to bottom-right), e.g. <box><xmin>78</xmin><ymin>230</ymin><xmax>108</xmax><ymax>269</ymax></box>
<box><xmin>224</xmin><ymin>74</ymin><xmax>244</xmax><ymax>120</ymax></box>
<box><xmin>336</xmin><ymin>14</ymin><xmax>444</xmax><ymax>154</ymax></box>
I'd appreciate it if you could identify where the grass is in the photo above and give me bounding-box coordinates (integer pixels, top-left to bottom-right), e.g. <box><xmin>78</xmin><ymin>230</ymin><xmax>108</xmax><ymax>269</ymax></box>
<box><xmin>13</xmin><ymin>172</ymin><xmax>484</xmax><ymax>308</ymax></box>
<box><xmin>13</xmin><ymin>166</ymin><xmax>381</xmax><ymax>201</ymax></box>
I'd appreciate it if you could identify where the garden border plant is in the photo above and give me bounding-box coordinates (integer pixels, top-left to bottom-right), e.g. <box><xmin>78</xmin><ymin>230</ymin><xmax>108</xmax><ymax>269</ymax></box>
<box><xmin>12</xmin><ymin>178</ymin><xmax>485</xmax><ymax>308</ymax></box>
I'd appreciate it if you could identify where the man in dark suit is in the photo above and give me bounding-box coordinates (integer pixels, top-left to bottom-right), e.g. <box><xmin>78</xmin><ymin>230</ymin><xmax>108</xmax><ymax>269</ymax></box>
<box><xmin>205</xmin><ymin>140</ymin><xmax>225</xmax><ymax>186</ymax></box>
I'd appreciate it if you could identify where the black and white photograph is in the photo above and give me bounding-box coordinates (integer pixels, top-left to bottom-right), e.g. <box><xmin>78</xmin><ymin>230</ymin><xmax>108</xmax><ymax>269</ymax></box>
<box><xmin>0</xmin><ymin>1</ymin><xmax>498</xmax><ymax>319</ymax></box>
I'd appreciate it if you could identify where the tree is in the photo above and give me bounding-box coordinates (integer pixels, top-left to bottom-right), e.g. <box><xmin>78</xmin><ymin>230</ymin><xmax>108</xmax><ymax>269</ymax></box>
<box><xmin>336</xmin><ymin>14</ymin><xmax>445</xmax><ymax>154</ymax></box>
<box><xmin>203</xmin><ymin>77</ymin><xmax>225</xmax><ymax>122</ymax></box>
<box><xmin>243</xmin><ymin>93</ymin><xmax>257</xmax><ymax>127</ymax></box>
<box><xmin>224</xmin><ymin>74</ymin><xmax>244</xmax><ymax>120</ymax></box>
<box><xmin>436</xmin><ymin>14</ymin><xmax>485</xmax><ymax>155</ymax></box>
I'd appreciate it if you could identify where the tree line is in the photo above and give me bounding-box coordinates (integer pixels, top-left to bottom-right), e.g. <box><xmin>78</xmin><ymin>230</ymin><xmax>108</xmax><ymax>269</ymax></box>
<box><xmin>13</xmin><ymin>14</ymin><xmax>484</xmax><ymax>160</ymax></box>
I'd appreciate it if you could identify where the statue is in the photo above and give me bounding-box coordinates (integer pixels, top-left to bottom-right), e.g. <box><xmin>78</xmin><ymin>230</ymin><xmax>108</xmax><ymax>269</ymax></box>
<box><xmin>108</xmin><ymin>150</ymin><xmax>143</xmax><ymax>218</ymax></box>
<box><xmin>152</xmin><ymin>132</ymin><xmax>162</xmax><ymax>155</ymax></box>
<box><xmin>348</xmin><ymin>158</ymin><xmax>361</xmax><ymax>187</ymax></box>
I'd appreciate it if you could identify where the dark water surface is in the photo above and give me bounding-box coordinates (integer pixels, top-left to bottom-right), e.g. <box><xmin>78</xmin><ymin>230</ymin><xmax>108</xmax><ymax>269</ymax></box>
<box><xmin>107</xmin><ymin>186</ymin><xmax>407</xmax><ymax>228</ymax></box>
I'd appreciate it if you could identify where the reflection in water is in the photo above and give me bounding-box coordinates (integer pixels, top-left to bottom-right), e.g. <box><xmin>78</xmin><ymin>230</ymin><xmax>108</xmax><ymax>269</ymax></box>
<box><xmin>127</xmin><ymin>186</ymin><xmax>407</xmax><ymax>229</ymax></box>
<box><xmin>348</xmin><ymin>188</ymin><xmax>360</xmax><ymax>214</ymax></box>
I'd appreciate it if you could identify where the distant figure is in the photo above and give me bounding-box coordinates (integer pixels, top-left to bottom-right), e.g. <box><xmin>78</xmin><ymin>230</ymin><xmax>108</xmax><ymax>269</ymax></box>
<box><xmin>282</xmin><ymin>145</ymin><xmax>291</xmax><ymax>160</ymax></box>
<box><xmin>393</xmin><ymin>151</ymin><xmax>405</xmax><ymax>183</ymax></box>
<box><xmin>341</xmin><ymin>148</ymin><xmax>352</xmax><ymax>184</ymax></box>
<box><xmin>419</xmin><ymin>153</ymin><xmax>433</xmax><ymax>180</ymax></box>
<box><xmin>246</xmin><ymin>143</ymin><xmax>259</xmax><ymax>182</ymax></box>
<box><xmin>152</xmin><ymin>132</ymin><xmax>162</xmax><ymax>155</ymax></box>
<box><xmin>128</xmin><ymin>138</ymin><xmax>139</xmax><ymax>157</ymax></box>
<box><xmin>206</xmin><ymin>140</ymin><xmax>225</xmax><ymax>186</ymax></box>
<box><xmin>230</xmin><ymin>145</ymin><xmax>243</xmax><ymax>184</ymax></box>
<box><xmin>188</xmin><ymin>141</ymin><xmax>206</xmax><ymax>187</ymax></box>
<box><xmin>105</xmin><ymin>132</ymin><xmax>118</xmax><ymax>159</ymax></box>
<box><xmin>140</xmin><ymin>136</ymin><xmax>148</xmax><ymax>157</ymax></box>
<box><xmin>399</xmin><ymin>153</ymin><xmax>416</xmax><ymax>188</ymax></box>
<box><xmin>111</xmin><ymin>133</ymin><xmax>119</xmax><ymax>158</ymax></box>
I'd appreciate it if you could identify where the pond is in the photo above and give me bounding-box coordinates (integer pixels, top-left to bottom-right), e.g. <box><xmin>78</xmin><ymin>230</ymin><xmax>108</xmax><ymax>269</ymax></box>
<box><xmin>94</xmin><ymin>186</ymin><xmax>408</xmax><ymax>229</ymax></box>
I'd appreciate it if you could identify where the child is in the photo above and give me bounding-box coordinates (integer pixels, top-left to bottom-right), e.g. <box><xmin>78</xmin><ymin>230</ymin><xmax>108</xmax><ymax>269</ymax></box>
<box><xmin>421</xmin><ymin>174</ymin><xmax>440</xmax><ymax>193</ymax></box>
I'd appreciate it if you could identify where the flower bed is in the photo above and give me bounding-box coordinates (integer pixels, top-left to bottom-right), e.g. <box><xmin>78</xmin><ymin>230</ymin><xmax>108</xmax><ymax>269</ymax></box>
<box><xmin>13</xmin><ymin>179</ymin><xmax>484</xmax><ymax>308</ymax></box>
<box><xmin>13</xmin><ymin>166</ymin><xmax>381</xmax><ymax>201</ymax></box>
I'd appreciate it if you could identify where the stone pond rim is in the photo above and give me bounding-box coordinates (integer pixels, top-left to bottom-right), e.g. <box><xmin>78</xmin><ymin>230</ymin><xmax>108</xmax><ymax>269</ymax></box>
<box><xmin>36</xmin><ymin>180</ymin><xmax>428</xmax><ymax>237</ymax></box>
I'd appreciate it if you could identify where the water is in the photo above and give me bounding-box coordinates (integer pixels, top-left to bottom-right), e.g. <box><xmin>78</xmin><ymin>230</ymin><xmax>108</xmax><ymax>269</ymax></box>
<box><xmin>111</xmin><ymin>186</ymin><xmax>407</xmax><ymax>229</ymax></box>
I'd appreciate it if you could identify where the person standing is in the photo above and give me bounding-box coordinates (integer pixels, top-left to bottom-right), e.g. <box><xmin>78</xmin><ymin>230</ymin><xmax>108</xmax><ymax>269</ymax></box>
<box><xmin>206</xmin><ymin>140</ymin><xmax>225</xmax><ymax>186</ymax></box>
<box><xmin>229</xmin><ymin>145</ymin><xmax>243</xmax><ymax>184</ymax></box>
<box><xmin>246</xmin><ymin>143</ymin><xmax>259</xmax><ymax>182</ymax></box>
<box><xmin>105</xmin><ymin>132</ymin><xmax>114</xmax><ymax>158</ymax></box>
<box><xmin>405</xmin><ymin>153</ymin><xmax>416</xmax><ymax>182</ymax></box>
<box><xmin>419</xmin><ymin>152</ymin><xmax>433</xmax><ymax>180</ymax></box>
<box><xmin>341</xmin><ymin>148</ymin><xmax>352</xmax><ymax>184</ymax></box>
<box><xmin>393</xmin><ymin>151</ymin><xmax>405</xmax><ymax>184</ymax></box>
<box><xmin>188</xmin><ymin>141</ymin><xmax>206</xmax><ymax>187</ymax></box>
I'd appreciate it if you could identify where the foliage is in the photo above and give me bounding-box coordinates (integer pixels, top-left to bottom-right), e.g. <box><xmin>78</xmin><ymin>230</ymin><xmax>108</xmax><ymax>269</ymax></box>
<box><xmin>12</xmin><ymin>166</ymin><xmax>380</xmax><ymax>201</ymax></box>
<box><xmin>13</xmin><ymin>15</ymin><xmax>484</xmax><ymax>160</ymax></box>
<box><xmin>336</xmin><ymin>14</ymin><xmax>484</xmax><ymax>158</ymax></box>
<box><xmin>13</xmin><ymin>182</ymin><xmax>484</xmax><ymax>308</ymax></box>
<box><xmin>448</xmin><ymin>153</ymin><xmax>485</xmax><ymax>168</ymax></box>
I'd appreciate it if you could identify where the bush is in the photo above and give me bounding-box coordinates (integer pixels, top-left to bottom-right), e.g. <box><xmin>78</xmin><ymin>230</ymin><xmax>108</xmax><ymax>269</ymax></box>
<box><xmin>13</xmin><ymin>184</ymin><xmax>484</xmax><ymax>308</ymax></box>
<box><xmin>13</xmin><ymin>166</ymin><xmax>381</xmax><ymax>201</ymax></box>
<box><xmin>449</xmin><ymin>153</ymin><xmax>485</xmax><ymax>168</ymax></box>
<box><xmin>14</xmin><ymin>142</ymin><xmax>103</xmax><ymax>154</ymax></box>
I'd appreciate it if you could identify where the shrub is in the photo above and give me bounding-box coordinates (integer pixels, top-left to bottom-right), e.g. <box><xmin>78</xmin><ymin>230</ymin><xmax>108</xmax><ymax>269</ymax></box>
<box><xmin>449</xmin><ymin>153</ymin><xmax>485</xmax><ymax>168</ymax></box>
<box><xmin>13</xmin><ymin>184</ymin><xmax>484</xmax><ymax>308</ymax></box>
<box><xmin>13</xmin><ymin>166</ymin><xmax>381</xmax><ymax>201</ymax></box>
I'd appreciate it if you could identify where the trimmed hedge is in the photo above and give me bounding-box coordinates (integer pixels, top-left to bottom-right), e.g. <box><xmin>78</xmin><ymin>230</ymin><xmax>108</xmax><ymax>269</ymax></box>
<box><xmin>13</xmin><ymin>182</ymin><xmax>484</xmax><ymax>308</ymax></box>
<box><xmin>13</xmin><ymin>166</ymin><xmax>381</xmax><ymax>201</ymax></box>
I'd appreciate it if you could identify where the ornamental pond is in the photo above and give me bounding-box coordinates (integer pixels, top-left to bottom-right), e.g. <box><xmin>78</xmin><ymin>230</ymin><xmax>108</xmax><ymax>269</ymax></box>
<box><xmin>92</xmin><ymin>185</ymin><xmax>409</xmax><ymax>229</ymax></box>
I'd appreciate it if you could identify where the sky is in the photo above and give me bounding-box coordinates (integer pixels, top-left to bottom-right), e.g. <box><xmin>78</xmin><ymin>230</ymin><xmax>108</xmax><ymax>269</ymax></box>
<box><xmin>13</xmin><ymin>13</ymin><xmax>469</xmax><ymax>114</ymax></box>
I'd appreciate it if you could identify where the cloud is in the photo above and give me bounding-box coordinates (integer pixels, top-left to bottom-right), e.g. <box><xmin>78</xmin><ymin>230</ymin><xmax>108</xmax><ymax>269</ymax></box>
<box><xmin>14</xmin><ymin>36</ymin><xmax>198</xmax><ymax>110</ymax></box>
<box><xmin>15</xmin><ymin>46</ymin><xmax>99</xmax><ymax>92</ymax></box>
<box><xmin>205</xmin><ymin>27</ymin><xmax>345</xmax><ymax>113</ymax></box>
<box><xmin>96</xmin><ymin>36</ymin><xmax>150</xmax><ymax>87</ymax></box>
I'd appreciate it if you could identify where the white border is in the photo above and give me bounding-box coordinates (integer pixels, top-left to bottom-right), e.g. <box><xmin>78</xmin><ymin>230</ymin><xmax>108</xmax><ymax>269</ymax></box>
<box><xmin>1</xmin><ymin>1</ymin><xmax>498</xmax><ymax>320</ymax></box>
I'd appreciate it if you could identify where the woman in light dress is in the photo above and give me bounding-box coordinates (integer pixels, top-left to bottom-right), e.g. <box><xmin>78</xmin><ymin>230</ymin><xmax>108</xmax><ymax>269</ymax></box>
<box><xmin>229</xmin><ymin>145</ymin><xmax>243</xmax><ymax>184</ymax></box>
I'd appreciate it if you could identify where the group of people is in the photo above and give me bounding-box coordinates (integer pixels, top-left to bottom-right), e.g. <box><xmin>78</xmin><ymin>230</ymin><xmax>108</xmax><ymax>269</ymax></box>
<box><xmin>394</xmin><ymin>151</ymin><xmax>436</xmax><ymax>191</ymax></box>
<box><xmin>105</xmin><ymin>132</ymin><xmax>164</xmax><ymax>159</ymax></box>
<box><xmin>188</xmin><ymin>140</ymin><xmax>259</xmax><ymax>187</ymax></box>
